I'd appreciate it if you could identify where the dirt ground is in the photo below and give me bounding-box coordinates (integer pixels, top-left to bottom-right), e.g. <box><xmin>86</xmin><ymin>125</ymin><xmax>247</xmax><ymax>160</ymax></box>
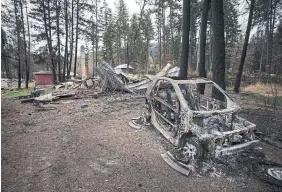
<box><xmin>1</xmin><ymin>92</ymin><xmax>282</xmax><ymax>192</ymax></box>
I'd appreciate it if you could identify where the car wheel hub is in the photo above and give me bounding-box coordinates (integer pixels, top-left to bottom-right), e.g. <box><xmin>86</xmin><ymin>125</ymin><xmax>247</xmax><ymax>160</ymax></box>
<box><xmin>183</xmin><ymin>143</ymin><xmax>197</xmax><ymax>160</ymax></box>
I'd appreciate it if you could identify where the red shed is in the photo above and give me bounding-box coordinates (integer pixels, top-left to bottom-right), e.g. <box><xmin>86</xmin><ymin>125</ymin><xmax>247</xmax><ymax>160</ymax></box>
<box><xmin>34</xmin><ymin>71</ymin><xmax>53</xmax><ymax>86</ymax></box>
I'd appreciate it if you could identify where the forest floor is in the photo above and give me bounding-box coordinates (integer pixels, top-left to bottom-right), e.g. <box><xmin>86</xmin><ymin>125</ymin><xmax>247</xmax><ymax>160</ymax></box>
<box><xmin>1</xmin><ymin>92</ymin><xmax>282</xmax><ymax>192</ymax></box>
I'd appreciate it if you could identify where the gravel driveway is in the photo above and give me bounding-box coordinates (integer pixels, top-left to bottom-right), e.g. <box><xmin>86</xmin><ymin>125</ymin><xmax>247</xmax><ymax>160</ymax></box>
<box><xmin>1</xmin><ymin>93</ymin><xmax>281</xmax><ymax>192</ymax></box>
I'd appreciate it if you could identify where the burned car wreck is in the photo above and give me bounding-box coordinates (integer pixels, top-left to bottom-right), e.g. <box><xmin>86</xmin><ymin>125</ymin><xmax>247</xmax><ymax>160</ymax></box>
<box><xmin>145</xmin><ymin>77</ymin><xmax>259</xmax><ymax>161</ymax></box>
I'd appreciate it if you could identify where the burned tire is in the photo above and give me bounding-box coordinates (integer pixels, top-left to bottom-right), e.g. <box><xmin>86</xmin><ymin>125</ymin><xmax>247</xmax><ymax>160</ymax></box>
<box><xmin>249</xmin><ymin>159</ymin><xmax>282</xmax><ymax>187</ymax></box>
<box><xmin>181</xmin><ymin>137</ymin><xmax>203</xmax><ymax>160</ymax></box>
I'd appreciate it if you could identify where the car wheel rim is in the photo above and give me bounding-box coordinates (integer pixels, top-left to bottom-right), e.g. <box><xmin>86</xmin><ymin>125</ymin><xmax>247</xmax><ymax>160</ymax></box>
<box><xmin>183</xmin><ymin>143</ymin><xmax>197</xmax><ymax>160</ymax></box>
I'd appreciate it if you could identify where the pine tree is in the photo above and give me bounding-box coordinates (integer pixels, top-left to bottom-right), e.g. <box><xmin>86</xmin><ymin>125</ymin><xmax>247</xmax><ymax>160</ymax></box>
<box><xmin>115</xmin><ymin>0</ymin><xmax>129</xmax><ymax>65</ymax></box>
<box><xmin>13</xmin><ymin>0</ymin><xmax>22</xmax><ymax>88</ymax></box>
<box><xmin>179</xmin><ymin>0</ymin><xmax>190</xmax><ymax>79</ymax></box>
<box><xmin>128</xmin><ymin>14</ymin><xmax>141</xmax><ymax>66</ymax></box>
<box><xmin>211</xmin><ymin>0</ymin><xmax>225</xmax><ymax>100</ymax></box>
<box><xmin>94</xmin><ymin>0</ymin><xmax>101</xmax><ymax>73</ymax></box>
<box><xmin>19</xmin><ymin>0</ymin><xmax>29</xmax><ymax>88</ymax></box>
<box><xmin>102</xmin><ymin>20</ymin><xmax>115</xmax><ymax>65</ymax></box>
<box><xmin>189</xmin><ymin>0</ymin><xmax>200</xmax><ymax>71</ymax></box>
<box><xmin>2</xmin><ymin>0</ymin><xmax>20</xmax><ymax>79</ymax></box>
<box><xmin>55</xmin><ymin>0</ymin><xmax>62</xmax><ymax>81</ymax></box>
<box><xmin>167</xmin><ymin>0</ymin><xmax>181</xmax><ymax>66</ymax></box>
<box><xmin>154</xmin><ymin>0</ymin><xmax>165</xmax><ymax>68</ymax></box>
<box><xmin>198</xmin><ymin>0</ymin><xmax>210</xmax><ymax>82</ymax></box>
<box><xmin>234</xmin><ymin>0</ymin><xmax>255</xmax><ymax>93</ymax></box>
<box><xmin>29</xmin><ymin>0</ymin><xmax>57</xmax><ymax>83</ymax></box>
<box><xmin>273</xmin><ymin>20</ymin><xmax>282</xmax><ymax>74</ymax></box>
<box><xmin>141</xmin><ymin>11</ymin><xmax>154</xmax><ymax>72</ymax></box>
<box><xmin>224</xmin><ymin>0</ymin><xmax>241</xmax><ymax>70</ymax></box>
<box><xmin>73</xmin><ymin>0</ymin><xmax>94</xmax><ymax>77</ymax></box>
<box><xmin>63</xmin><ymin>0</ymin><xmax>68</xmax><ymax>80</ymax></box>
<box><xmin>24</xmin><ymin>0</ymin><xmax>31</xmax><ymax>83</ymax></box>
<box><xmin>1</xmin><ymin>27</ymin><xmax>12</xmax><ymax>79</ymax></box>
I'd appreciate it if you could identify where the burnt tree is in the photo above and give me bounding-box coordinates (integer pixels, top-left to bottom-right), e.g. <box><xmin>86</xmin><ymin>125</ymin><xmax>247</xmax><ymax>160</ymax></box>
<box><xmin>13</xmin><ymin>0</ymin><xmax>22</xmax><ymax>88</ymax></box>
<box><xmin>25</xmin><ymin>3</ymin><xmax>31</xmax><ymax>83</ymax></box>
<box><xmin>63</xmin><ymin>0</ymin><xmax>68</xmax><ymax>81</ymax></box>
<box><xmin>74</xmin><ymin>0</ymin><xmax>79</xmax><ymax>77</ymax></box>
<box><xmin>197</xmin><ymin>0</ymin><xmax>210</xmax><ymax>94</ymax></box>
<box><xmin>198</xmin><ymin>0</ymin><xmax>210</xmax><ymax>79</ymax></box>
<box><xmin>68</xmin><ymin>0</ymin><xmax>74</xmax><ymax>79</ymax></box>
<box><xmin>55</xmin><ymin>0</ymin><xmax>61</xmax><ymax>82</ymax></box>
<box><xmin>179</xmin><ymin>0</ymin><xmax>190</xmax><ymax>79</ymax></box>
<box><xmin>42</xmin><ymin>0</ymin><xmax>57</xmax><ymax>83</ymax></box>
<box><xmin>234</xmin><ymin>0</ymin><xmax>255</xmax><ymax>93</ymax></box>
<box><xmin>19</xmin><ymin>0</ymin><xmax>29</xmax><ymax>88</ymax></box>
<box><xmin>211</xmin><ymin>0</ymin><xmax>225</xmax><ymax>100</ymax></box>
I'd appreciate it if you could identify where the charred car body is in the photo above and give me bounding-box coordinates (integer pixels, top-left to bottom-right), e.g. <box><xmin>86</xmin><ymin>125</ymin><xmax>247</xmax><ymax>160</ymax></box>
<box><xmin>145</xmin><ymin>77</ymin><xmax>259</xmax><ymax>160</ymax></box>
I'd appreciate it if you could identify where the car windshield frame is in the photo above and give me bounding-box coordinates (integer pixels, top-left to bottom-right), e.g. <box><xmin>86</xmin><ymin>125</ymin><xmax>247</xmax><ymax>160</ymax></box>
<box><xmin>177</xmin><ymin>81</ymin><xmax>236</xmax><ymax>113</ymax></box>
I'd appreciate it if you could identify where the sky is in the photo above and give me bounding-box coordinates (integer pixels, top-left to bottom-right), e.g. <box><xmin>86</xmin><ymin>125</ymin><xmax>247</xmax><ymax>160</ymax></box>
<box><xmin>106</xmin><ymin>0</ymin><xmax>139</xmax><ymax>16</ymax></box>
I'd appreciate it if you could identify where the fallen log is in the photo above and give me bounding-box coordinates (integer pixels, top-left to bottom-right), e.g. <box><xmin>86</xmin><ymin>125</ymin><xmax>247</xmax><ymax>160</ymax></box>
<box><xmin>21</xmin><ymin>98</ymin><xmax>35</xmax><ymax>103</ymax></box>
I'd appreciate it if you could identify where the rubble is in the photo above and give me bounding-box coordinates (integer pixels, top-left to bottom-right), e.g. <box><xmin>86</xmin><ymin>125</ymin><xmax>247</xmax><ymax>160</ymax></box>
<box><xmin>34</xmin><ymin>93</ymin><xmax>59</xmax><ymax>102</ymax></box>
<box><xmin>34</xmin><ymin>104</ymin><xmax>57</xmax><ymax>111</ymax></box>
<box><xmin>127</xmin><ymin>63</ymin><xmax>174</xmax><ymax>93</ymax></box>
<box><xmin>129</xmin><ymin>114</ymin><xmax>150</xmax><ymax>130</ymax></box>
<box><xmin>18</xmin><ymin>62</ymin><xmax>176</xmax><ymax>106</ymax></box>
<box><xmin>96</xmin><ymin>62</ymin><xmax>132</xmax><ymax>92</ymax></box>
<box><xmin>52</xmin><ymin>90</ymin><xmax>76</xmax><ymax>99</ymax></box>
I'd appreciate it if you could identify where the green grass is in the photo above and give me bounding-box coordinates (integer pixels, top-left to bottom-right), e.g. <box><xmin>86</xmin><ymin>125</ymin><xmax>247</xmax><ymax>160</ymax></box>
<box><xmin>249</xmin><ymin>93</ymin><xmax>282</xmax><ymax>107</ymax></box>
<box><xmin>226</xmin><ymin>86</ymin><xmax>233</xmax><ymax>92</ymax></box>
<box><xmin>1</xmin><ymin>88</ymin><xmax>33</xmax><ymax>98</ymax></box>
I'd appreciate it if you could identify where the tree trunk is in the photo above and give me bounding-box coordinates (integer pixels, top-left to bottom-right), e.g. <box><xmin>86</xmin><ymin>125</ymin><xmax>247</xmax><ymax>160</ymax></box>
<box><xmin>198</xmin><ymin>0</ymin><xmax>210</xmax><ymax>94</ymax></box>
<box><xmin>233</xmin><ymin>0</ymin><xmax>255</xmax><ymax>93</ymax></box>
<box><xmin>95</xmin><ymin>0</ymin><xmax>98</xmax><ymax>73</ymax></box>
<box><xmin>2</xmin><ymin>55</ymin><xmax>12</xmax><ymax>79</ymax></box>
<box><xmin>265</xmin><ymin>0</ymin><xmax>271</xmax><ymax>80</ymax></box>
<box><xmin>158</xmin><ymin>25</ymin><xmax>162</xmax><ymax>69</ymax></box>
<box><xmin>259</xmin><ymin>31</ymin><xmax>265</xmax><ymax>81</ymax></box>
<box><xmin>169</xmin><ymin>5</ymin><xmax>174</xmax><ymax>65</ymax></box>
<box><xmin>68</xmin><ymin>0</ymin><xmax>74</xmax><ymax>79</ymax></box>
<box><xmin>14</xmin><ymin>0</ymin><xmax>21</xmax><ymax>89</ymax></box>
<box><xmin>209</xmin><ymin>27</ymin><xmax>212</xmax><ymax>72</ymax></box>
<box><xmin>43</xmin><ymin>0</ymin><xmax>57</xmax><ymax>84</ymax></box>
<box><xmin>146</xmin><ymin>40</ymin><xmax>149</xmax><ymax>73</ymax></box>
<box><xmin>56</xmin><ymin>0</ymin><xmax>61</xmax><ymax>82</ymax></box>
<box><xmin>189</xmin><ymin>0</ymin><xmax>196</xmax><ymax>71</ymax></box>
<box><xmin>179</xmin><ymin>0</ymin><xmax>190</xmax><ymax>79</ymax></box>
<box><xmin>92</xmin><ymin>24</ymin><xmax>95</xmax><ymax>76</ymax></box>
<box><xmin>25</xmin><ymin>4</ymin><xmax>31</xmax><ymax>83</ymax></box>
<box><xmin>198</xmin><ymin>0</ymin><xmax>210</xmax><ymax>79</ymax></box>
<box><xmin>162</xmin><ymin>5</ymin><xmax>166</xmax><ymax>66</ymax></box>
<box><xmin>268</xmin><ymin>1</ymin><xmax>277</xmax><ymax>78</ymax></box>
<box><xmin>74</xmin><ymin>0</ymin><xmax>79</xmax><ymax>77</ymax></box>
<box><xmin>211</xmin><ymin>0</ymin><xmax>225</xmax><ymax>100</ymax></box>
<box><xmin>19</xmin><ymin>0</ymin><xmax>29</xmax><ymax>88</ymax></box>
<box><xmin>177</xmin><ymin>27</ymin><xmax>181</xmax><ymax>66</ymax></box>
<box><xmin>47</xmin><ymin>0</ymin><xmax>56</xmax><ymax>83</ymax></box>
<box><xmin>63</xmin><ymin>0</ymin><xmax>68</xmax><ymax>81</ymax></box>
